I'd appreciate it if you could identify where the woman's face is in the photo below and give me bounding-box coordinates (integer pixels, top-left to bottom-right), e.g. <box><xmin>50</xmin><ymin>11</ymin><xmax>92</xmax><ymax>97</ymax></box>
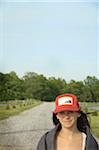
<box><xmin>56</xmin><ymin>110</ymin><xmax>80</xmax><ymax>129</ymax></box>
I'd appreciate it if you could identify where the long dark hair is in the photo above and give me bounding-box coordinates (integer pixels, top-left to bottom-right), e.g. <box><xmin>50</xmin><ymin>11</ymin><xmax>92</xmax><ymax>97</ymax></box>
<box><xmin>52</xmin><ymin>110</ymin><xmax>90</xmax><ymax>133</ymax></box>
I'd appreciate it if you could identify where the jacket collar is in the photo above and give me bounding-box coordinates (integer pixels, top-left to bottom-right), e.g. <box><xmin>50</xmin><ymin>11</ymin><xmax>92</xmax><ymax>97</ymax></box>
<box><xmin>45</xmin><ymin>124</ymin><xmax>60</xmax><ymax>150</ymax></box>
<box><xmin>85</xmin><ymin>126</ymin><xmax>99</xmax><ymax>150</ymax></box>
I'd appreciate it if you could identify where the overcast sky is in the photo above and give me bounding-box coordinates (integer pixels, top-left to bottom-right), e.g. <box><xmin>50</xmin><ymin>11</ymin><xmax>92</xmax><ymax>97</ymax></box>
<box><xmin>0</xmin><ymin>0</ymin><xmax>98</xmax><ymax>81</ymax></box>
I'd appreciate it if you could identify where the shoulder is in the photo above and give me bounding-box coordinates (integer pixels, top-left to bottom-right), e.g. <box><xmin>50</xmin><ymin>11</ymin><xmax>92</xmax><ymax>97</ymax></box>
<box><xmin>87</xmin><ymin>135</ymin><xmax>99</xmax><ymax>150</ymax></box>
<box><xmin>36</xmin><ymin>131</ymin><xmax>49</xmax><ymax>150</ymax></box>
<box><xmin>37</xmin><ymin>125</ymin><xmax>59</xmax><ymax>150</ymax></box>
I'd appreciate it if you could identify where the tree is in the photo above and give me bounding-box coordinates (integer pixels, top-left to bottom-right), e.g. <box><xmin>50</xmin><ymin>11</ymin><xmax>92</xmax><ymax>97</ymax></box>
<box><xmin>64</xmin><ymin>80</ymin><xmax>85</xmax><ymax>101</ymax></box>
<box><xmin>84</xmin><ymin>76</ymin><xmax>99</xmax><ymax>102</ymax></box>
<box><xmin>4</xmin><ymin>71</ymin><xmax>22</xmax><ymax>100</ymax></box>
<box><xmin>23</xmin><ymin>72</ymin><xmax>49</xmax><ymax>100</ymax></box>
<box><xmin>46</xmin><ymin>77</ymin><xmax>67</xmax><ymax>101</ymax></box>
<box><xmin>0</xmin><ymin>71</ymin><xmax>99</xmax><ymax>102</ymax></box>
<box><xmin>0</xmin><ymin>72</ymin><xmax>7</xmax><ymax>101</ymax></box>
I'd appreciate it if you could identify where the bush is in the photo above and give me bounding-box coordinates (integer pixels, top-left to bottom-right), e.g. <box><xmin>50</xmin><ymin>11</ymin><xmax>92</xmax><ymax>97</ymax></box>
<box><xmin>12</xmin><ymin>105</ymin><xmax>16</xmax><ymax>109</ymax></box>
<box><xmin>6</xmin><ymin>104</ymin><xmax>10</xmax><ymax>110</ymax></box>
<box><xmin>92</xmin><ymin>111</ymin><xmax>98</xmax><ymax>116</ymax></box>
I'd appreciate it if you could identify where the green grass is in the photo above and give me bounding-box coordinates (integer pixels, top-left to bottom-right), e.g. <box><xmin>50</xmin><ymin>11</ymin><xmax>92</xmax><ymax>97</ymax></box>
<box><xmin>90</xmin><ymin>112</ymin><xmax>99</xmax><ymax>138</ymax></box>
<box><xmin>0</xmin><ymin>100</ymin><xmax>42</xmax><ymax>120</ymax></box>
<box><xmin>81</xmin><ymin>102</ymin><xmax>99</xmax><ymax>108</ymax></box>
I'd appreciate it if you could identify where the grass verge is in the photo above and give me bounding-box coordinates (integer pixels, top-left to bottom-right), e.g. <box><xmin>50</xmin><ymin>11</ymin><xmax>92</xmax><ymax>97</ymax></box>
<box><xmin>0</xmin><ymin>100</ymin><xmax>42</xmax><ymax>120</ymax></box>
<box><xmin>89</xmin><ymin>112</ymin><xmax>99</xmax><ymax>138</ymax></box>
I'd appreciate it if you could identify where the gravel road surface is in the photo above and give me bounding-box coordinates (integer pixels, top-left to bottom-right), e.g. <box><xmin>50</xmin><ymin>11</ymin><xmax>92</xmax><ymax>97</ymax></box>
<box><xmin>0</xmin><ymin>102</ymin><xmax>55</xmax><ymax>150</ymax></box>
<box><xmin>0</xmin><ymin>102</ymin><xmax>98</xmax><ymax>150</ymax></box>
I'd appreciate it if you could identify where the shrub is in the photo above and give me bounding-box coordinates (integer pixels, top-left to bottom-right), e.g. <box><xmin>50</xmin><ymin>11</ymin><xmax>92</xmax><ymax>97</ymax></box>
<box><xmin>6</xmin><ymin>104</ymin><xmax>10</xmax><ymax>110</ymax></box>
<box><xmin>92</xmin><ymin>111</ymin><xmax>98</xmax><ymax>116</ymax></box>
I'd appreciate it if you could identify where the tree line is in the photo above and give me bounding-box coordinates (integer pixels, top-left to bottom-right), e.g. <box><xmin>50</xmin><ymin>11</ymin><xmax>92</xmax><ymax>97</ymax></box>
<box><xmin>0</xmin><ymin>71</ymin><xmax>99</xmax><ymax>102</ymax></box>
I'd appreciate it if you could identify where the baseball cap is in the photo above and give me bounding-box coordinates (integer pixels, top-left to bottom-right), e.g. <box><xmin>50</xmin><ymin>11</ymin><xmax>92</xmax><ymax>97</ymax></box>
<box><xmin>53</xmin><ymin>93</ymin><xmax>80</xmax><ymax>113</ymax></box>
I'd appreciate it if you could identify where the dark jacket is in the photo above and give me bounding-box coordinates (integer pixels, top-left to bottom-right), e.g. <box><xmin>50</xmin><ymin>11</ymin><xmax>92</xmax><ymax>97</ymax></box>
<box><xmin>37</xmin><ymin>124</ymin><xmax>99</xmax><ymax>150</ymax></box>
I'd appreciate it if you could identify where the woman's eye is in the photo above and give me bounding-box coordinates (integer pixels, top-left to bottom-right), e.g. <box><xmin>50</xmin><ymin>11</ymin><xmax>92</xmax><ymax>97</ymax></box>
<box><xmin>59</xmin><ymin>111</ymin><xmax>74</xmax><ymax>116</ymax></box>
<box><xmin>68</xmin><ymin>111</ymin><xmax>73</xmax><ymax>113</ymax></box>
<box><xmin>59</xmin><ymin>111</ymin><xmax>74</xmax><ymax>115</ymax></box>
<box><xmin>60</xmin><ymin>111</ymin><xmax>65</xmax><ymax>115</ymax></box>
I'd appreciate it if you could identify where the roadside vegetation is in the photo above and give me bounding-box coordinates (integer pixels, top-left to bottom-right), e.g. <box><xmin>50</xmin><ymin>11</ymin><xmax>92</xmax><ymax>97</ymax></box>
<box><xmin>90</xmin><ymin>112</ymin><xmax>99</xmax><ymax>138</ymax></box>
<box><xmin>0</xmin><ymin>71</ymin><xmax>99</xmax><ymax>103</ymax></box>
<box><xmin>0</xmin><ymin>100</ymin><xmax>41</xmax><ymax>120</ymax></box>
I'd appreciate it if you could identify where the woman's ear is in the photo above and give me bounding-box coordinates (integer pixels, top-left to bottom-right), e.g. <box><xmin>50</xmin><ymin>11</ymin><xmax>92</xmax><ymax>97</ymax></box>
<box><xmin>56</xmin><ymin>113</ymin><xmax>60</xmax><ymax>120</ymax></box>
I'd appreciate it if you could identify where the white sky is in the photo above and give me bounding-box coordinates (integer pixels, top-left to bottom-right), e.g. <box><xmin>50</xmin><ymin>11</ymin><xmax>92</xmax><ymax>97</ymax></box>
<box><xmin>0</xmin><ymin>0</ymin><xmax>98</xmax><ymax>81</ymax></box>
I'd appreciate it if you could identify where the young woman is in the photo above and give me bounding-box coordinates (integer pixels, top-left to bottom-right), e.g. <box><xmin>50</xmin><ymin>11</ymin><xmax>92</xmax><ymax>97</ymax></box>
<box><xmin>37</xmin><ymin>93</ymin><xmax>99</xmax><ymax>150</ymax></box>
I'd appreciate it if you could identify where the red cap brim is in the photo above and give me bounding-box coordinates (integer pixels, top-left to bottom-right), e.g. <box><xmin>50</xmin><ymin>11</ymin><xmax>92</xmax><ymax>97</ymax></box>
<box><xmin>54</xmin><ymin>105</ymin><xmax>80</xmax><ymax>113</ymax></box>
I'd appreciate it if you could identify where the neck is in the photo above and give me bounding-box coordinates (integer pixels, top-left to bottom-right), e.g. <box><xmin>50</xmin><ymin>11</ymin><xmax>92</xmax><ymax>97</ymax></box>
<box><xmin>59</xmin><ymin>125</ymin><xmax>80</xmax><ymax>139</ymax></box>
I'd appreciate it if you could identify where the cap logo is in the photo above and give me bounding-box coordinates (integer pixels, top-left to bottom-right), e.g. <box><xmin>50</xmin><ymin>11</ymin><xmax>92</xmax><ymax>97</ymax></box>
<box><xmin>58</xmin><ymin>96</ymin><xmax>73</xmax><ymax>106</ymax></box>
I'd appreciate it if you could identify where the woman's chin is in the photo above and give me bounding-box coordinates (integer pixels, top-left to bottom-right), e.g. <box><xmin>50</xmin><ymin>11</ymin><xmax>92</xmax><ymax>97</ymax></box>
<box><xmin>62</xmin><ymin>121</ymin><xmax>74</xmax><ymax>128</ymax></box>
